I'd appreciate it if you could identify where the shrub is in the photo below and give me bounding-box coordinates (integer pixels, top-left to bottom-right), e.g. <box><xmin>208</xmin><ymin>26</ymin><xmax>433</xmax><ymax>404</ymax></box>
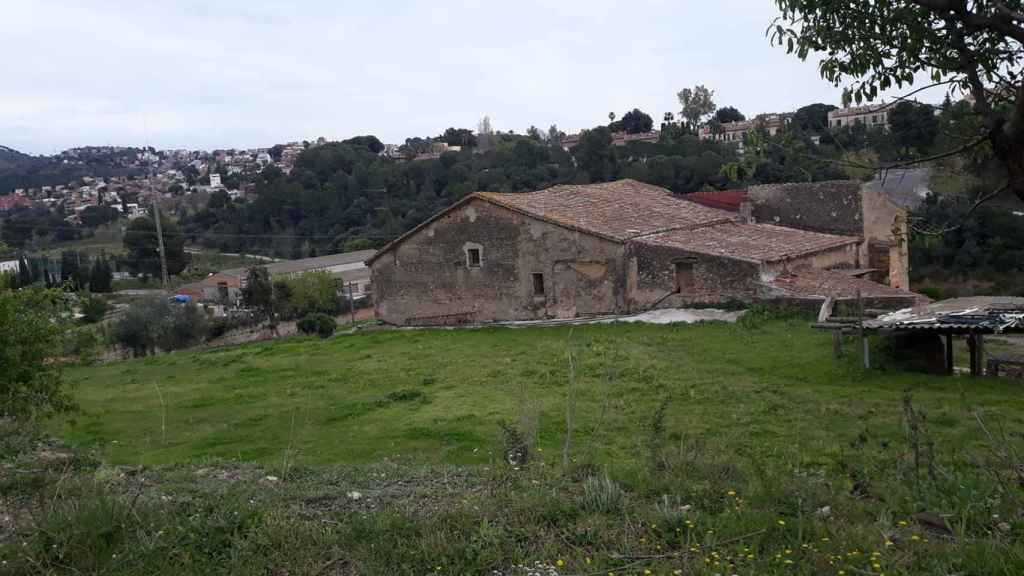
<box><xmin>65</xmin><ymin>328</ymin><xmax>101</xmax><ymax>365</ymax></box>
<box><xmin>916</xmin><ymin>285</ymin><xmax>945</xmax><ymax>301</ymax></box>
<box><xmin>297</xmin><ymin>313</ymin><xmax>336</xmax><ymax>338</ymax></box>
<box><xmin>159</xmin><ymin>302</ymin><xmax>209</xmax><ymax>351</ymax></box>
<box><xmin>112</xmin><ymin>298</ymin><xmax>209</xmax><ymax>356</ymax></box>
<box><xmin>0</xmin><ymin>288</ymin><xmax>74</xmax><ymax>420</ymax></box>
<box><xmin>79</xmin><ymin>294</ymin><xmax>109</xmax><ymax>324</ymax></box>
<box><xmin>285</xmin><ymin>272</ymin><xmax>342</xmax><ymax>319</ymax></box>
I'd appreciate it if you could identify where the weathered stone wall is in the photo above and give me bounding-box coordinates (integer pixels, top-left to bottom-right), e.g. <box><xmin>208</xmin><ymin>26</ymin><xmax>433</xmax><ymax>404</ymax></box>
<box><xmin>748</xmin><ymin>181</ymin><xmax>864</xmax><ymax>236</ymax></box>
<box><xmin>370</xmin><ymin>199</ymin><xmax>627</xmax><ymax>325</ymax></box>
<box><xmin>626</xmin><ymin>242</ymin><xmax>763</xmax><ymax>308</ymax></box>
<box><xmin>860</xmin><ymin>184</ymin><xmax>909</xmax><ymax>289</ymax></box>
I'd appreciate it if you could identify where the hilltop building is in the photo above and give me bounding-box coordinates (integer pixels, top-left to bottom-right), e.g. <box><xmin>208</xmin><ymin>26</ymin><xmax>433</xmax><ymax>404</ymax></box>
<box><xmin>698</xmin><ymin>113</ymin><xmax>791</xmax><ymax>145</ymax></box>
<box><xmin>560</xmin><ymin>130</ymin><xmax>660</xmax><ymax>151</ymax></box>
<box><xmin>828</xmin><ymin>104</ymin><xmax>890</xmax><ymax>130</ymax></box>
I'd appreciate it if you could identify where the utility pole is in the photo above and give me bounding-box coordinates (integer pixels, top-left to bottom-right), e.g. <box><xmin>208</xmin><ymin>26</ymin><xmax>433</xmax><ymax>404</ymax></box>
<box><xmin>348</xmin><ymin>281</ymin><xmax>356</xmax><ymax>326</ymax></box>
<box><xmin>151</xmin><ymin>171</ymin><xmax>169</xmax><ymax>289</ymax></box>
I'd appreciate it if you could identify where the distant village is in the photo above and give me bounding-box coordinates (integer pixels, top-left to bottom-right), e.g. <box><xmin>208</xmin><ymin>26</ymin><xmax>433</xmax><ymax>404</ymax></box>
<box><xmin>0</xmin><ymin>139</ymin><xmax>322</xmax><ymax>223</ymax></box>
<box><xmin>1</xmin><ymin>100</ymin><xmax>903</xmax><ymax>225</ymax></box>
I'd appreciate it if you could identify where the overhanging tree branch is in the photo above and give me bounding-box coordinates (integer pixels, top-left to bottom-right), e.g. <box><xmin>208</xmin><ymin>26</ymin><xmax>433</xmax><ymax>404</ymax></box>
<box><xmin>908</xmin><ymin>182</ymin><xmax>1009</xmax><ymax>235</ymax></box>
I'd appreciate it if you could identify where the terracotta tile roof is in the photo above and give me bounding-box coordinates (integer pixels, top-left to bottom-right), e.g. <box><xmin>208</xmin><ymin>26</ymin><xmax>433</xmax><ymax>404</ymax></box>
<box><xmin>0</xmin><ymin>195</ymin><xmax>34</xmax><ymax>211</ymax></box>
<box><xmin>476</xmin><ymin>179</ymin><xmax>735</xmax><ymax>241</ymax></box>
<box><xmin>685</xmin><ymin>189</ymin><xmax>748</xmax><ymax>212</ymax></box>
<box><xmin>768</xmin><ymin>267</ymin><xmax>929</xmax><ymax>302</ymax></box>
<box><xmin>636</xmin><ymin>222</ymin><xmax>859</xmax><ymax>263</ymax></box>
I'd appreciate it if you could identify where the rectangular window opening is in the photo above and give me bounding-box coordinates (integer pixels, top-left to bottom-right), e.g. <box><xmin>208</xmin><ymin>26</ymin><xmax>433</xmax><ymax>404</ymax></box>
<box><xmin>675</xmin><ymin>261</ymin><xmax>695</xmax><ymax>292</ymax></box>
<box><xmin>467</xmin><ymin>248</ymin><xmax>481</xmax><ymax>268</ymax></box>
<box><xmin>532</xmin><ymin>273</ymin><xmax>545</xmax><ymax>296</ymax></box>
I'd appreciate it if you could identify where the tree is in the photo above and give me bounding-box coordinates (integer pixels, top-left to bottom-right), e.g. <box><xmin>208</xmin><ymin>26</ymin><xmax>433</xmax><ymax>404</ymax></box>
<box><xmin>88</xmin><ymin>255</ymin><xmax>113</xmax><ymax>293</ymax></box>
<box><xmin>620</xmin><ymin>108</ymin><xmax>655</xmax><ymax>134</ymax></box>
<box><xmin>772</xmin><ymin>0</ymin><xmax>1024</xmax><ymax>203</ymax></box>
<box><xmin>713</xmin><ymin>106</ymin><xmax>746</xmax><ymax>124</ymax></box>
<box><xmin>285</xmin><ymin>271</ymin><xmax>341</xmax><ymax>318</ymax></box>
<box><xmin>889</xmin><ymin>101</ymin><xmax>939</xmax><ymax>154</ymax></box>
<box><xmin>792</xmin><ymin>103</ymin><xmax>837</xmax><ymax>133</ymax></box>
<box><xmin>573</xmin><ymin>127</ymin><xmax>617</xmax><ymax>182</ymax></box>
<box><xmin>79</xmin><ymin>205</ymin><xmax>120</xmax><ymax>228</ymax></box>
<box><xmin>342</xmin><ymin>135</ymin><xmax>385</xmax><ymax>154</ymax></box>
<box><xmin>112</xmin><ymin>297</ymin><xmax>207</xmax><ymax>356</ymax></box>
<box><xmin>440</xmin><ymin>128</ymin><xmax>477</xmax><ymax>148</ymax></box>
<box><xmin>547</xmin><ymin>124</ymin><xmax>565</xmax><ymax>147</ymax></box>
<box><xmin>477</xmin><ymin>116</ymin><xmax>495</xmax><ymax>153</ymax></box>
<box><xmin>0</xmin><ymin>288</ymin><xmax>74</xmax><ymax>420</ymax></box>
<box><xmin>677</xmin><ymin>85</ymin><xmax>716</xmax><ymax>131</ymax></box>
<box><xmin>241</xmin><ymin>266</ymin><xmax>274</xmax><ymax>322</ymax></box>
<box><xmin>123</xmin><ymin>213</ymin><xmax>189</xmax><ymax>278</ymax></box>
<box><xmin>59</xmin><ymin>250</ymin><xmax>87</xmax><ymax>289</ymax></box>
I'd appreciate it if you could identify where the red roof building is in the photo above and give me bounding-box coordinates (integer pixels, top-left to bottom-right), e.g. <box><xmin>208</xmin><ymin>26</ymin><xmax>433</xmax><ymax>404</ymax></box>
<box><xmin>685</xmin><ymin>189</ymin><xmax>748</xmax><ymax>212</ymax></box>
<box><xmin>0</xmin><ymin>194</ymin><xmax>35</xmax><ymax>211</ymax></box>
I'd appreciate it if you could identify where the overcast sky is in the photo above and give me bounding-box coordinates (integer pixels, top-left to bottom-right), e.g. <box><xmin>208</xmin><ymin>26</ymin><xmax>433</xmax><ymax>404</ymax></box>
<box><xmin>4</xmin><ymin>0</ymin><xmax>947</xmax><ymax>155</ymax></box>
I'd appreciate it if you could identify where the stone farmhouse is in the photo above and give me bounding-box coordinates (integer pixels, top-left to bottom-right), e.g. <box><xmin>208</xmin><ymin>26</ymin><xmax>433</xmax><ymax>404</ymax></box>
<box><xmin>688</xmin><ymin>171</ymin><xmax>928</xmax><ymax>291</ymax></box>
<box><xmin>367</xmin><ymin>180</ymin><xmax>921</xmax><ymax>326</ymax></box>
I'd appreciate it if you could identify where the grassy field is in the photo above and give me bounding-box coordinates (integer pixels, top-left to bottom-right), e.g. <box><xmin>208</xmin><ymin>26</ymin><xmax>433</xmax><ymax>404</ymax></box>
<box><xmin>5</xmin><ymin>314</ymin><xmax>1021</xmax><ymax>575</ymax></box>
<box><xmin>54</xmin><ymin>315</ymin><xmax>1024</xmax><ymax>468</ymax></box>
<box><xmin>38</xmin><ymin>222</ymin><xmax>126</xmax><ymax>258</ymax></box>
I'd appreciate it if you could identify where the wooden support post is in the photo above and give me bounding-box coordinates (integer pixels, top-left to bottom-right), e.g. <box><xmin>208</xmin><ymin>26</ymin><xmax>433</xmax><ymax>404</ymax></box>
<box><xmin>977</xmin><ymin>334</ymin><xmax>985</xmax><ymax>376</ymax></box>
<box><xmin>857</xmin><ymin>290</ymin><xmax>870</xmax><ymax>369</ymax></box>
<box><xmin>968</xmin><ymin>335</ymin><xmax>978</xmax><ymax>377</ymax></box>
<box><xmin>945</xmin><ymin>334</ymin><xmax>954</xmax><ymax>375</ymax></box>
<box><xmin>832</xmin><ymin>331</ymin><xmax>844</xmax><ymax>358</ymax></box>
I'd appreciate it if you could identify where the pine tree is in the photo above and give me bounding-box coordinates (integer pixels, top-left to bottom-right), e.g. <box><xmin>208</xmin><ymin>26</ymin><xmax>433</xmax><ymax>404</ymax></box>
<box><xmin>89</xmin><ymin>256</ymin><xmax>113</xmax><ymax>293</ymax></box>
<box><xmin>60</xmin><ymin>251</ymin><xmax>79</xmax><ymax>288</ymax></box>
<box><xmin>17</xmin><ymin>255</ymin><xmax>31</xmax><ymax>287</ymax></box>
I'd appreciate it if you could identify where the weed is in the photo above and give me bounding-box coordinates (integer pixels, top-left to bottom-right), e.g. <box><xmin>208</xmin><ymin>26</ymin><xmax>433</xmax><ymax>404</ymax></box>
<box><xmin>382</xmin><ymin>389</ymin><xmax>426</xmax><ymax>404</ymax></box>
<box><xmin>498</xmin><ymin>421</ymin><xmax>529</xmax><ymax>467</ymax></box>
<box><xmin>579</xmin><ymin>472</ymin><xmax>625</xmax><ymax>514</ymax></box>
<box><xmin>645</xmin><ymin>395</ymin><xmax>670</xmax><ymax>473</ymax></box>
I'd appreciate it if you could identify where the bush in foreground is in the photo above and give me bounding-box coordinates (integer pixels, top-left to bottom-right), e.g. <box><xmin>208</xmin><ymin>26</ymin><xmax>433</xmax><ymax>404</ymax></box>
<box><xmin>0</xmin><ymin>288</ymin><xmax>74</xmax><ymax>421</ymax></box>
<box><xmin>297</xmin><ymin>313</ymin><xmax>336</xmax><ymax>338</ymax></box>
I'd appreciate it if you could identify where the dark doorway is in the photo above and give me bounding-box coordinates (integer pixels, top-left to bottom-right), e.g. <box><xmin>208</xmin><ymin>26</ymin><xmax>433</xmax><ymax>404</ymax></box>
<box><xmin>675</xmin><ymin>260</ymin><xmax>695</xmax><ymax>292</ymax></box>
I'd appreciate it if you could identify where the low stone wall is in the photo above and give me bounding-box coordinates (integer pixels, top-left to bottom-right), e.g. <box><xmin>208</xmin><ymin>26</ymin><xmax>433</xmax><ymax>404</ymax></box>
<box><xmin>987</xmin><ymin>357</ymin><xmax>1024</xmax><ymax>379</ymax></box>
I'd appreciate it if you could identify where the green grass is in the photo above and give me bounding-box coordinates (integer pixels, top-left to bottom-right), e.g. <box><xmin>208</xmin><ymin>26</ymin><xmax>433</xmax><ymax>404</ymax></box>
<box><xmin>38</xmin><ymin>223</ymin><xmax>125</xmax><ymax>258</ymax></box>
<box><xmin>5</xmin><ymin>315</ymin><xmax>1022</xmax><ymax>575</ymax></box>
<box><xmin>53</xmin><ymin>316</ymin><xmax>1024</xmax><ymax>468</ymax></box>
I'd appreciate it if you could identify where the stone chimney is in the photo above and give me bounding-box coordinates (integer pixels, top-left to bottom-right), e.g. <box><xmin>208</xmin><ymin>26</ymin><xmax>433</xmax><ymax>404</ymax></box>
<box><xmin>738</xmin><ymin>201</ymin><xmax>754</xmax><ymax>224</ymax></box>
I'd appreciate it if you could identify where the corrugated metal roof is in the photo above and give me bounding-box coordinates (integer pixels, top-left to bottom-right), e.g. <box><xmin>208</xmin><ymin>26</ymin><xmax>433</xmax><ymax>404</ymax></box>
<box><xmin>223</xmin><ymin>250</ymin><xmax>376</xmax><ymax>278</ymax></box>
<box><xmin>867</xmin><ymin>297</ymin><xmax>1024</xmax><ymax>333</ymax></box>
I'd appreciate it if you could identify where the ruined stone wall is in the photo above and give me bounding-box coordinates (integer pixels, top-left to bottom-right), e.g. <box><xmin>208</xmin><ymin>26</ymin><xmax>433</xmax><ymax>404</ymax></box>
<box><xmin>859</xmin><ymin>183</ymin><xmax>910</xmax><ymax>288</ymax></box>
<box><xmin>748</xmin><ymin>181</ymin><xmax>864</xmax><ymax>236</ymax></box>
<box><xmin>626</xmin><ymin>242</ymin><xmax>763</xmax><ymax>308</ymax></box>
<box><xmin>370</xmin><ymin>199</ymin><xmax>627</xmax><ymax>325</ymax></box>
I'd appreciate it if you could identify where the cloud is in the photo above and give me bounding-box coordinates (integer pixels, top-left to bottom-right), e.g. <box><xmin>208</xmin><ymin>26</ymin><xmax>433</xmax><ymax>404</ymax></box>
<box><xmin>4</xmin><ymin>0</ymin><xmax>946</xmax><ymax>154</ymax></box>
